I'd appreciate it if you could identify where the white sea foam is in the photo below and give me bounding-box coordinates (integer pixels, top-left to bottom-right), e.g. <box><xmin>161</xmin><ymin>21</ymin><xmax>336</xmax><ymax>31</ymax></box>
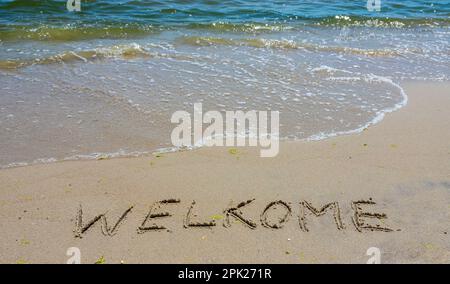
<box><xmin>307</xmin><ymin>75</ymin><xmax>408</xmax><ymax>141</ymax></box>
<box><xmin>1</xmin><ymin>72</ymin><xmax>407</xmax><ymax>169</ymax></box>
<box><xmin>2</xmin><ymin>26</ymin><xmax>446</xmax><ymax>168</ymax></box>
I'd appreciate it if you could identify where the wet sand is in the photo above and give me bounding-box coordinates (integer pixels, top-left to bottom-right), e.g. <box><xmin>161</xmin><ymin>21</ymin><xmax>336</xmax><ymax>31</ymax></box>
<box><xmin>0</xmin><ymin>82</ymin><xmax>449</xmax><ymax>264</ymax></box>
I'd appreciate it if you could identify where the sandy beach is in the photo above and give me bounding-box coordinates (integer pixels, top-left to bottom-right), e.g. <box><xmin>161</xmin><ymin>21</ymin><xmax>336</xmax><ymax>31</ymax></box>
<box><xmin>0</xmin><ymin>82</ymin><xmax>448</xmax><ymax>264</ymax></box>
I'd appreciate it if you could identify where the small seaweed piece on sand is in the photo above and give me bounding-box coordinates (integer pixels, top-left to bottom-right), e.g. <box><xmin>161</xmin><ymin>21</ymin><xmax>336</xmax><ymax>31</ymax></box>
<box><xmin>211</xmin><ymin>214</ymin><xmax>224</xmax><ymax>220</ymax></box>
<box><xmin>96</xmin><ymin>154</ymin><xmax>108</xmax><ymax>160</ymax></box>
<box><xmin>95</xmin><ymin>256</ymin><xmax>106</xmax><ymax>264</ymax></box>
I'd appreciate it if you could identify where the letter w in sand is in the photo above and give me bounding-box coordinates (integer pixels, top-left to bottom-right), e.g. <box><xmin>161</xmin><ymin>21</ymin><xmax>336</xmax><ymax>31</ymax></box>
<box><xmin>74</xmin><ymin>205</ymin><xmax>133</xmax><ymax>238</ymax></box>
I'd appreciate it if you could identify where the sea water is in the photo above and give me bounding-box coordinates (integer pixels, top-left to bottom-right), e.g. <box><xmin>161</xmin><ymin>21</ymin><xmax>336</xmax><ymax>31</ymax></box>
<box><xmin>0</xmin><ymin>0</ymin><xmax>449</xmax><ymax>167</ymax></box>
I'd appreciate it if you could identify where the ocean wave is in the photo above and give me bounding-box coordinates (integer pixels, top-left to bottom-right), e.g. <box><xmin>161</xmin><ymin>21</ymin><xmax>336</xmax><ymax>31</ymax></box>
<box><xmin>0</xmin><ymin>43</ymin><xmax>152</xmax><ymax>69</ymax></box>
<box><xmin>0</xmin><ymin>71</ymin><xmax>408</xmax><ymax>170</ymax></box>
<box><xmin>178</xmin><ymin>36</ymin><xmax>415</xmax><ymax>57</ymax></box>
<box><xmin>1</xmin><ymin>17</ymin><xmax>448</xmax><ymax>43</ymax></box>
<box><xmin>0</xmin><ymin>24</ymin><xmax>158</xmax><ymax>42</ymax></box>
<box><xmin>0</xmin><ymin>43</ymin><xmax>200</xmax><ymax>70</ymax></box>
<box><xmin>185</xmin><ymin>22</ymin><xmax>293</xmax><ymax>33</ymax></box>
<box><xmin>307</xmin><ymin>74</ymin><xmax>408</xmax><ymax>141</ymax></box>
<box><xmin>186</xmin><ymin>17</ymin><xmax>450</xmax><ymax>32</ymax></box>
<box><xmin>1</xmin><ymin>34</ymin><xmax>427</xmax><ymax>71</ymax></box>
<box><xmin>315</xmin><ymin>15</ymin><xmax>450</xmax><ymax>28</ymax></box>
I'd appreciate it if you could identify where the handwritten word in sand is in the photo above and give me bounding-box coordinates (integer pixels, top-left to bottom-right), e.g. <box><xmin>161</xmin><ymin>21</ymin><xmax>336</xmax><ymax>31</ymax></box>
<box><xmin>73</xmin><ymin>198</ymin><xmax>394</xmax><ymax>238</ymax></box>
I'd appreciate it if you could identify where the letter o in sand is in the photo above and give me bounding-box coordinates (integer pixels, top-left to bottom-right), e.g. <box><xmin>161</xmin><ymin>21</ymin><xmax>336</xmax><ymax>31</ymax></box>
<box><xmin>260</xmin><ymin>201</ymin><xmax>292</xmax><ymax>229</ymax></box>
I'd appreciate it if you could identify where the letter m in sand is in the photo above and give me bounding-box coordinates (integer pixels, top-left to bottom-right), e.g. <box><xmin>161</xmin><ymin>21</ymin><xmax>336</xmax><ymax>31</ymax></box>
<box><xmin>298</xmin><ymin>201</ymin><xmax>344</xmax><ymax>232</ymax></box>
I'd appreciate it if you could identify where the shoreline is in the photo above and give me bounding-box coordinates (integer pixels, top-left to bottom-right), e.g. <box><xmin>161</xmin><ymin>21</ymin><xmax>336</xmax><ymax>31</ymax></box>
<box><xmin>0</xmin><ymin>82</ymin><xmax>449</xmax><ymax>263</ymax></box>
<box><xmin>1</xmin><ymin>76</ymin><xmax>409</xmax><ymax>170</ymax></box>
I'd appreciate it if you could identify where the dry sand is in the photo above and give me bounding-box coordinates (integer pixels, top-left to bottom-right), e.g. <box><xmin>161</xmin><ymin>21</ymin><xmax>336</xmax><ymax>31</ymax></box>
<box><xmin>0</xmin><ymin>82</ymin><xmax>449</xmax><ymax>264</ymax></box>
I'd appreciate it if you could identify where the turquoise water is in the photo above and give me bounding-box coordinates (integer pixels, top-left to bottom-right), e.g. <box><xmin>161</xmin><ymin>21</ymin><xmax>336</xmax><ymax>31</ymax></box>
<box><xmin>1</xmin><ymin>1</ymin><xmax>449</xmax><ymax>27</ymax></box>
<box><xmin>0</xmin><ymin>1</ymin><xmax>449</xmax><ymax>167</ymax></box>
<box><xmin>1</xmin><ymin>1</ymin><xmax>450</xmax><ymax>41</ymax></box>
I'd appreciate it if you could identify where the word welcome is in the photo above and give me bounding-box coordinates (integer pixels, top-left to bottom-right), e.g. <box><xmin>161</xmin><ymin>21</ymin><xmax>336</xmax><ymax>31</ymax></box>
<box><xmin>171</xmin><ymin>103</ymin><xmax>279</xmax><ymax>157</ymax></box>
<box><xmin>74</xmin><ymin>198</ymin><xmax>394</xmax><ymax>238</ymax></box>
